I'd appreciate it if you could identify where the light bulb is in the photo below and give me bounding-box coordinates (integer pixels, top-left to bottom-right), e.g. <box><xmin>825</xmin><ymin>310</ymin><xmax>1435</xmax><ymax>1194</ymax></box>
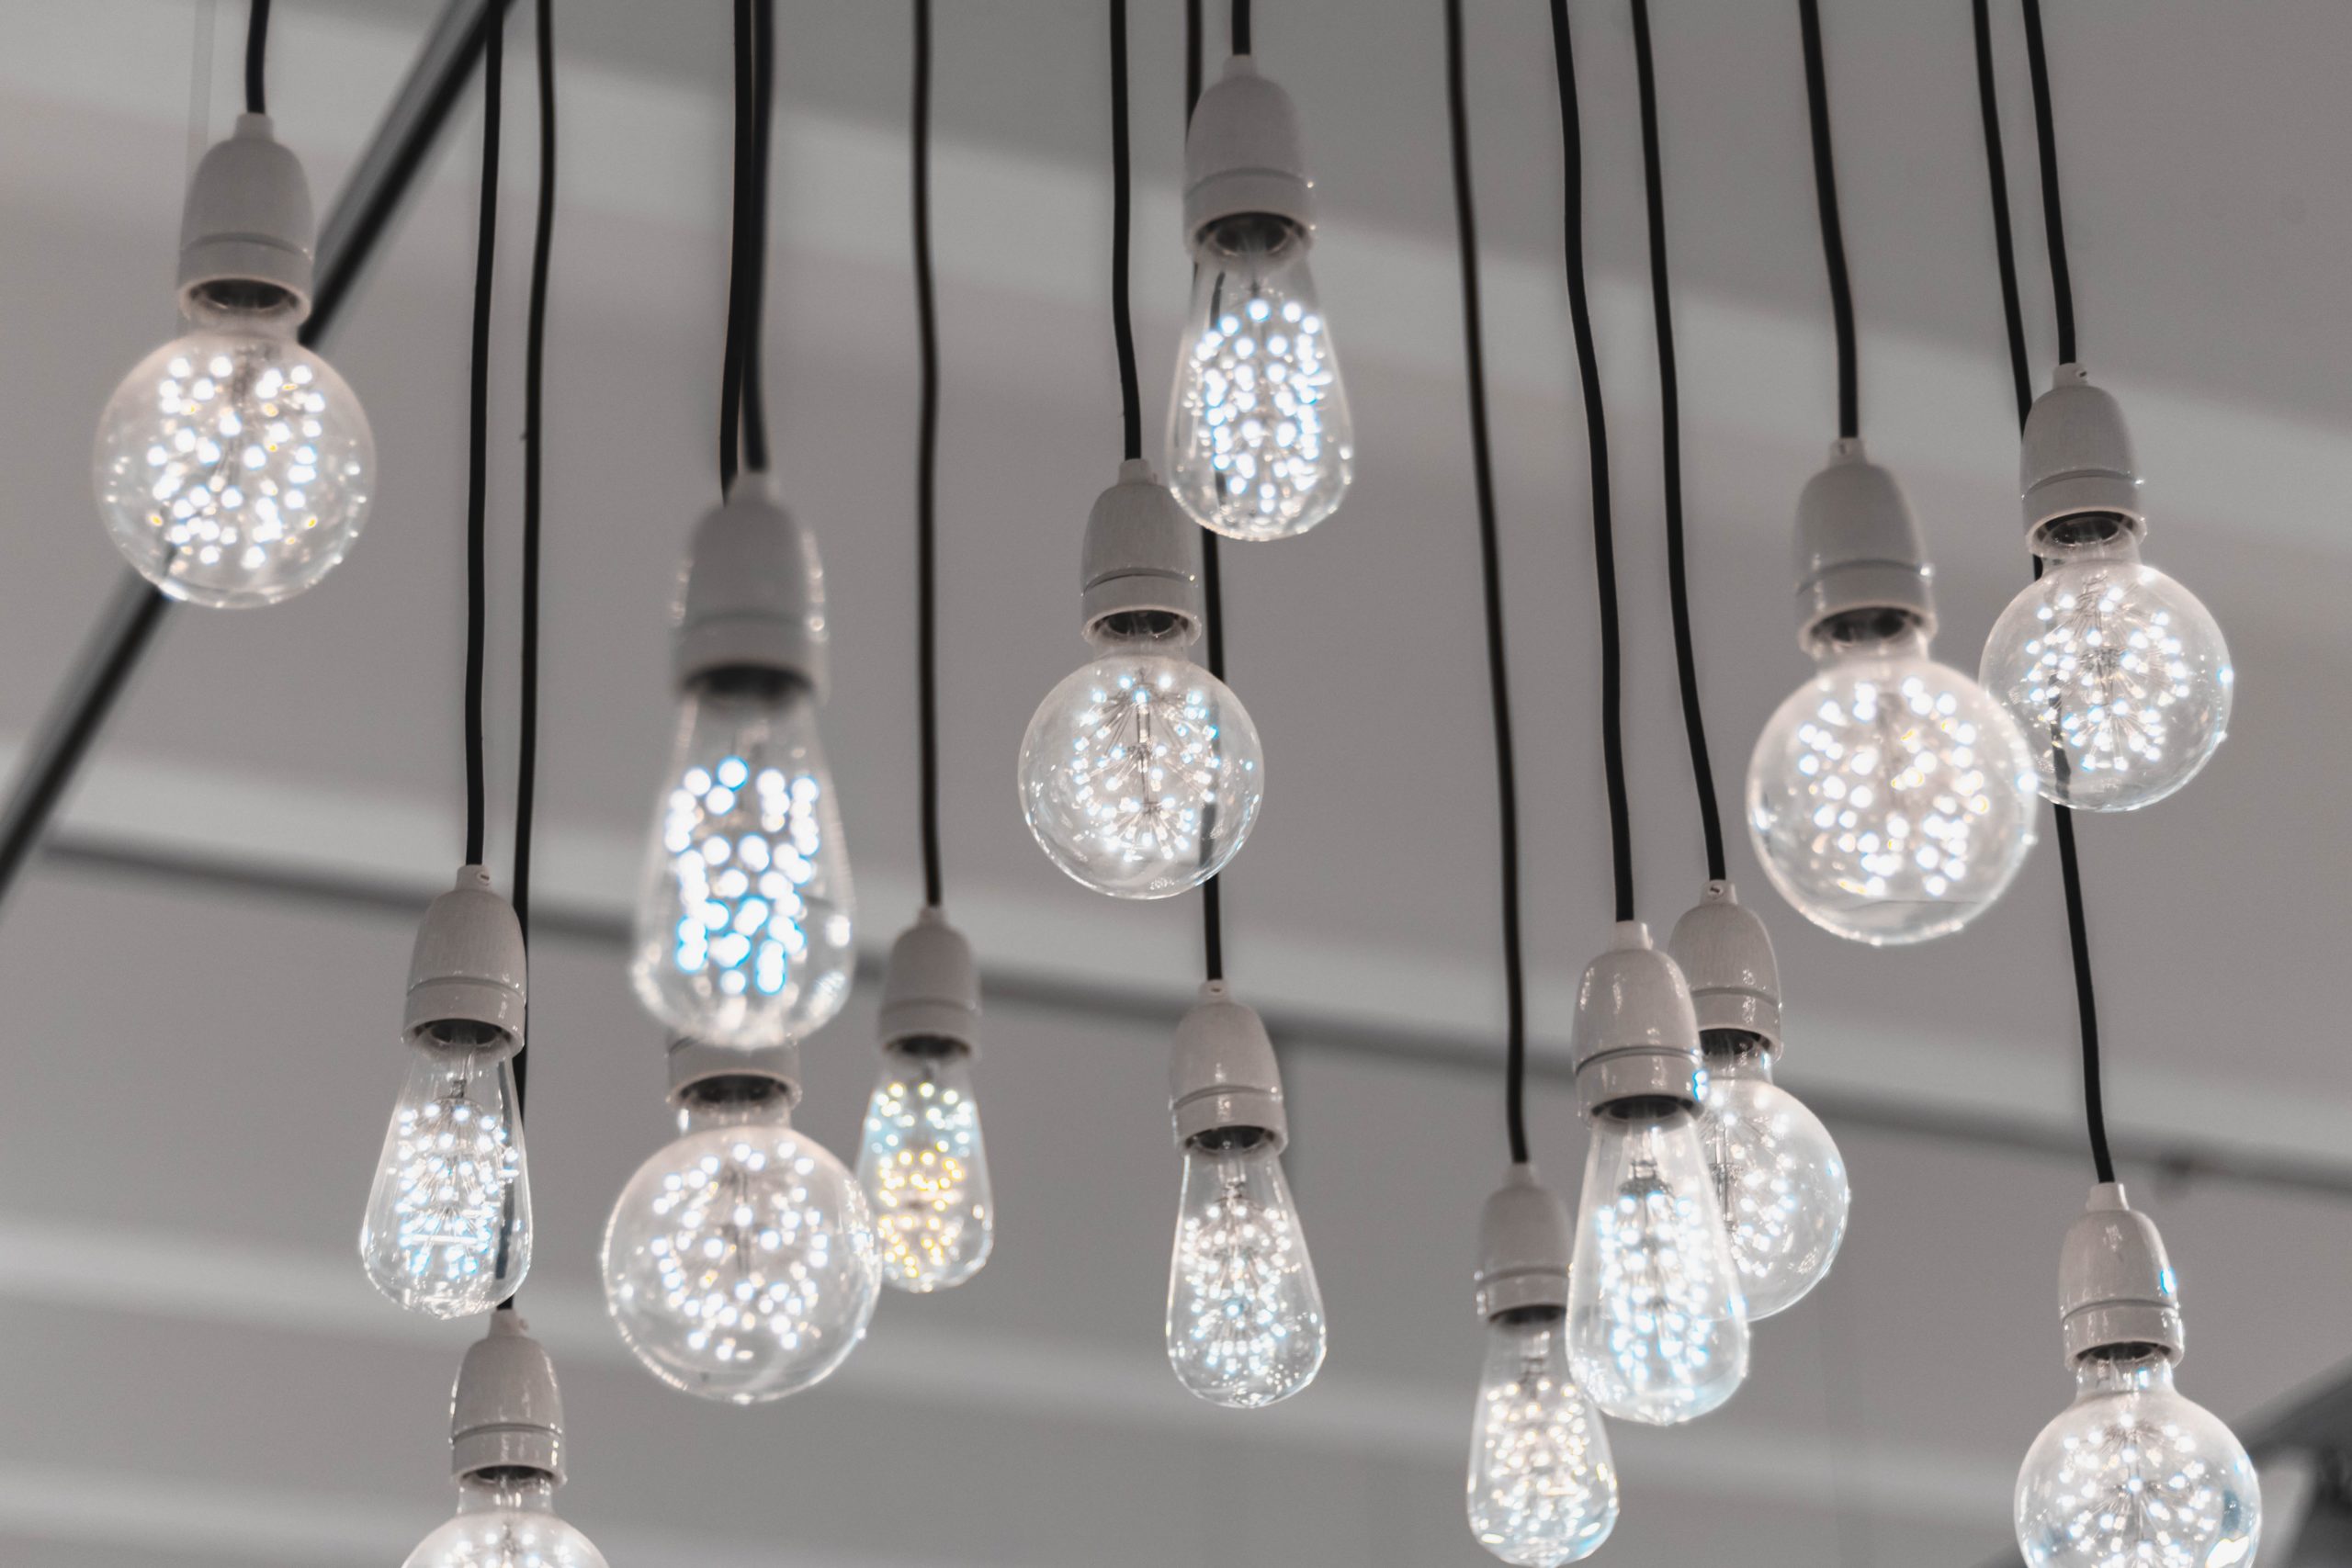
<box><xmin>403</xmin><ymin>1476</ymin><xmax>607</xmax><ymax>1568</ymax></box>
<box><xmin>1747</xmin><ymin>626</ymin><xmax>2038</xmax><ymax>945</ymax></box>
<box><xmin>1697</xmin><ymin>1045</ymin><xmax>1847</xmax><ymax>1319</ymax></box>
<box><xmin>1467</xmin><ymin>1312</ymin><xmax>1619</xmax><ymax>1566</ymax></box>
<box><xmin>359</xmin><ymin>1035</ymin><xmax>529</xmax><ymax>1318</ymax></box>
<box><xmin>1166</xmin><ymin>1134</ymin><xmax>1324</xmax><ymax>1407</ymax></box>
<box><xmin>1981</xmin><ymin>533</ymin><xmax>2231</xmax><ymax>812</ymax></box>
<box><xmin>629</xmin><ymin>672</ymin><xmax>854</xmax><ymax>1046</ymax></box>
<box><xmin>95</xmin><ymin>322</ymin><xmax>372</xmax><ymax>608</ymax></box>
<box><xmin>857</xmin><ymin>1044</ymin><xmax>994</xmax><ymax>1292</ymax></box>
<box><xmin>1167</xmin><ymin>218</ymin><xmax>1352</xmax><ymax>540</ymax></box>
<box><xmin>1567</xmin><ymin>1106</ymin><xmax>1748</xmax><ymax>1425</ymax></box>
<box><xmin>1018</xmin><ymin>635</ymin><xmax>1264</xmax><ymax>899</ymax></box>
<box><xmin>2016</xmin><ymin>1351</ymin><xmax>2261</xmax><ymax>1568</ymax></box>
<box><xmin>601</xmin><ymin>1088</ymin><xmax>879</xmax><ymax>1404</ymax></box>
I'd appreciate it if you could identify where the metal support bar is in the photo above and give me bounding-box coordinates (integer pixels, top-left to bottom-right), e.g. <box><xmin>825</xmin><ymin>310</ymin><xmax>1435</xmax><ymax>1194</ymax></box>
<box><xmin>0</xmin><ymin>0</ymin><xmax>507</xmax><ymax>919</ymax></box>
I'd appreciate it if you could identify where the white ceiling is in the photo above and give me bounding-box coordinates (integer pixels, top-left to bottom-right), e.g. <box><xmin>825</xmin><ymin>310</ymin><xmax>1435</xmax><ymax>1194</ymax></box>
<box><xmin>0</xmin><ymin>0</ymin><xmax>2348</xmax><ymax>1564</ymax></box>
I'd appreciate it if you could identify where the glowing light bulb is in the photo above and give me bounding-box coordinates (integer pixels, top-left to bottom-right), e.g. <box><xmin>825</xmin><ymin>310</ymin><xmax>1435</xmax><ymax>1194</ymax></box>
<box><xmin>629</xmin><ymin>673</ymin><xmax>853</xmax><ymax>1046</ymax></box>
<box><xmin>1697</xmin><ymin>1046</ymin><xmax>1847</xmax><ymax>1319</ymax></box>
<box><xmin>1166</xmin><ymin>1134</ymin><xmax>1324</xmax><ymax>1407</ymax></box>
<box><xmin>1018</xmin><ymin>634</ymin><xmax>1264</xmax><ymax>899</ymax></box>
<box><xmin>360</xmin><ymin>1035</ymin><xmax>529</xmax><ymax>1317</ymax></box>
<box><xmin>1982</xmin><ymin>533</ymin><xmax>2231</xmax><ymax>812</ymax></box>
<box><xmin>1567</xmin><ymin>1107</ymin><xmax>1748</xmax><ymax>1425</ymax></box>
<box><xmin>1468</xmin><ymin>1312</ymin><xmax>1619</xmax><ymax>1565</ymax></box>
<box><xmin>601</xmin><ymin>1085</ymin><xmax>878</xmax><ymax>1404</ymax></box>
<box><xmin>1168</xmin><ymin>218</ymin><xmax>1352</xmax><ymax>540</ymax></box>
<box><xmin>1747</xmin><ymin>626</ymin><xmax>2038</xmax><ymax>945</ymax></box>
<box><xmin>857</xmin><ymin>1044</ymin><xmax>993</xmax><ymax>1292</ymax></box>
<box><xmin>403</xmin><ymin>1476</ymin><xmax>607</xmax><ymax>1568</ymax></box>
<box><xmin>95</xmin><ymin>322</ymin><xmax>372</xmax><ymax>607</ymax></box>
<box><xmin>2016</xmin><ymin>1351</ymin><xmax>2260</xmax><ymax>1568</ymax></box>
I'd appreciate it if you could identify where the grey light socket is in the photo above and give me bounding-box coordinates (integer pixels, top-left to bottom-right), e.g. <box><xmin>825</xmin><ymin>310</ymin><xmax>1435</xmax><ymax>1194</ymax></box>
<box><xmin>1569</xmin><ymin>921</ymin><xmax>1706</xmax><ymax>1116</ymax></box>
<box><xmin>1080</xmin><ymin>460</ymin><xmax>1204</xmax><ymax>642</ymax></box>
<box><xmin>1169</xmin><ymin>980</ymin><xmax>1286</xmax><ymax>1149</ymax></box>
<box><xmin>2058</xmin><ymin>1181</ymin><xmax>2185</xmax><ymax>1366</ymax></box>
<box><xmin>1792</xmin><ymin>439</ymin><xmax>1939</xmax><ymax>650</ymax></box>
<box><xmin>448</xmin><ymin>1312</ymin><xmax>566</xmax><ymax>1483</ymax></box>
<box><xmin>1183</xmin><ymin>56</ymin><xmax>1313</xmax><ymax>245</ymax></box>
<box><xmin>1475</xmin><ymin>1164</ymin><xmax>1572</xmax><ymax>1319</ymax></box>
<box><xmin>674</xmin><ymin>472</ymin><xmax>828</xmax><ymax>696</ymax></box>
<box><xmin>667</xmin><ymin>1037</ymin><xmax>803</xmax><ymax>1108</ymax></box>
<box><xmin>177</xmin><ymin>114</ymin><xmax>315</xmax><ymax>324</ymax></box>
<box><xmin>403</xmin><ymin>866</ymin><xmax>526</xmax><ymax>1059</ymax></box>
<box><xmin>2021</xmin><ymin>364</ymin><xmax>2147</xmax><ymax>547</ymax></box>
<box><xmin>1668</xmin><ymin>881</ymin><xmax>1782</xmax><ymax>1056</ymax></box>
<box><xmin>876</xmin><ymin>908</ymin><xmax>981</xmax><ymax>1059</ymax></box>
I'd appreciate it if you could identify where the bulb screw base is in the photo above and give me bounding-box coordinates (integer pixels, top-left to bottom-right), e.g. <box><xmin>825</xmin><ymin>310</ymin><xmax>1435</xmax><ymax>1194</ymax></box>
<box><xmin>1668</xmin><ymin>881</ymin><xmax>1782</xmax><ymax>1056</ymax></box>
<box><xmin>1475</xmin><ymin>1164</ymin><xmax>1572</xmax><ymax>1319</ymax></box>
<box><xmin>1080</xmin><ymin>461</ymin><xmax>1204</xmax><ymax>643</ymax></box>
<box><xmin>1569</xmin><ymin>922</ymin><xmax>1706</xmax><ymax>1116</ymax></box>
<box><xmin>876</xmin><ymin>908</ymin><xmax>981</xmax><ymax>1059</ymax></box>
<box><xmin>1169</xmin><ymin>980</ymin><xmax>1286</xmax><ymax>1150</ymax></box>
<box><xmin>403</xmin><ymin>866</ymin><xmax>526</xmax><ymax>1058</ymax></box>
<box><xmin>2021</xmin><ymin>365</ymin><xmax>2147</xmax><ymax>547</ymax></box>
<box><xmin>2058</xmin><ymin>1181</ymin><xmax>2185</xmax><ymax>1366</ymax></box>
<box><xmin>1792</xmin><ymin>439</ymin><xmax>1938</xmax><ymax>651</ymax></box>
<box><xmin>666</xmin><ymin>1037</ymin><xmax>803</xmax><ymax>1108</ymax></box>
<box><xmin>675</xmin><ymin>472</ymin><xmax>828</xmax><ymax>696</ymax></box>
<box><xmin>1182</xmin><ymin>56</ymin><xmax>1313</xmax><ymax>246</ymax></box>
<box><xmin>448</xmin><ymin>1312</ymin><xmax>566</xmax><ymax>1484</ymax></box>
<box><xmin>177</xmin><ymin>113</ymin><xmax>315</xmax><ymax>325</ymax></box>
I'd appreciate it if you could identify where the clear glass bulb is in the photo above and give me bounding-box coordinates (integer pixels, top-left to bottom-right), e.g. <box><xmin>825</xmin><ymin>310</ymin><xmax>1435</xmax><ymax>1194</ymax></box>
<box><xmin>1981</xmin><ymin>532</ymin><xmax>2233</xmax><ymax>812</ymax></box>
<box><xmin>94</xmin><ymin>321</ymin><xmax>373</xmax><ymax>608</ymax></box>
<box><xmin>1696</xmin><ymin>1043</ymin><xmax>1849</xmax><ymax>1320</ymax></box>
<box><xmin>1167</xmin><ymin>216</ymin><xmax>1353</xmax><ymax>540</ymax></box>
<box><xmin>629</xmin><ymin>672</ymin><xmax>854</xmax><ymax>1045</ymax></box>
<box><xmin>601</xmin><ymin>1089</ymin><xmax>880</xmax><ymax>1404</ymax></box>
<box><xmin>402</xmin><ymin>1476</ymin><xmax>608</xmax><ymax>1568</ymax></box>
<box><xmin>1467</xmin><ymin>1311</ymin><xmax>1620</xmax><ymax>1565</ymax></box>
<box><xmin>1747</xmin><ymin>625</ymin><xmax>2039</xmax><ymax>945</ymax></box>
<box><xmin>358</xmin><ymin>1034</ymin><xmax>529</xmax><ymax>1318</ymax></box>
<box><xmin>1567</xmin><ymin>1106</ymin><xmax>1749</xmax><ymax>1425</ymax></box>
<box><xmin>2016</xmin><ymin>1351</ymin><xmax>2261</xmax><ymax>1568</ymax></box>
<box><xmin>1017</xmin><ymin>632</ymin><xmax>1265</xmax><ymax>899</ymax></box>
<box><xmin>856</xmin><ymin>1043</ymin><xmax>994</xmax><ymax>1292</ymax></box>
<box><xmin>1165</xmin><ymin>1134</ymin><xmax>1325</xmax><ymax>1407</ymax></box>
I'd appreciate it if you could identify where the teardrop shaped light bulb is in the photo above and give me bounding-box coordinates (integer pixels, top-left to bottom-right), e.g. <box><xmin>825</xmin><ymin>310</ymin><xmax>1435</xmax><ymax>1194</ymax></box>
<box><xmin>359</xmin><ymin>1034</ymin><xmax>530</xmax><ymax>1318</ymax></box>
<box><xmin>1467</xmin><ymin>1311</ymin><xmax>1619</xmax><ymax>1565</ymax></box>
<box><xmin>1567</xmin><ymin>1107</ymin><xmax>1748</xmax><ymax>1425</ymax></box>
<box><xmin>1166</xmin><ymin>1134</ymin><xmax>1324</xmax><ymax>1407</ymax></box>
<box><xmin>857</xmin><ymin>1044</ymin><xmax>994</xmax><ymax>1292</ymax></box>
<box><xmin>403</xmin><ymin>1475</ymin><xmax>608</xmax><ymax>1568</ymax></box>
<box><xmin>1698</xmin><ymin>1048</ymin><xmax>1849</xmax><ymax>1319</ymax></box>
<box><xmin>629</xmin><ymin>673</ymin><xmax>854</xmax><ymax>1046</ymax></box>
<box><xmin>1168</xmin><ymin>218</ymin><xmax>1352</xmax><ymax>541</ymax></box>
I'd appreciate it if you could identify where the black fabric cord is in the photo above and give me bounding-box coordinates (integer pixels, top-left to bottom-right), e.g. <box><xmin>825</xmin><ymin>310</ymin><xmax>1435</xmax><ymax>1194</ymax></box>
<box><xmin>243</xmin><ymin>0</ymin><xmax>271</xmax><ymax>116</ymax></box>
<box><xmin>911</xmin><ymin>0</ymin><xmax>944</xmax><ymax>908</ymax></box>
<box><xmin>1185</xmin><ymin>0</ymin><xmax>1227</xmax><ymax>984</ymax></box>
<box><xmin>1547</xmin><ymin>0</ymin><xmax>1632</xmax><ymax>925</ymax></box>
<box><xmin>1108</xmin><ymin>0</ymin><xmax>1141</xmax><ymax>461</ymax></box>
<box><xmin>718</xmin><ymin>0</ymin><xmax>775</xmax><ymax>491</ymax></box>
<box><xmin>461</xmin><ymin>6</ymin><xmax>503</xmax><ymax>870</ymax></box>
<box><xmin>1185</xmin><ymin>0</ymin><xmax>1204</xmax><ymax>110</ymax></box>
<box><xmin>1444</xmin><ymin>0</ymin><xmax>1528</xmax><ymax>1168</ymax></box>
<box><xmin>1796</xmin><ymin>0</ymin><xmax>1859</xmax><ymax>441</ymax></box>
<box><xmin>1231</xmin><ymin>0</ymin><xmax>1252</xmax><ymax>54</ymax></box>
<box><xmin>2019</xmin><ymin>0</ymin><xmax>2076</xmax><ymax>366</ymax></box>
<box><xmin>1974</xmin><ymin>0</ymin><xmax>2111</xmax><ymax>1186</ymax></box>
<box><xmin>743</xmin><ymin>0</ymin><xmax>775</xmax><ymax>475</ymax></box>
<box><xmin>1631</xmin><ymin>0</ymin><xmax>1726</xmax><ymax>884</ymax></box>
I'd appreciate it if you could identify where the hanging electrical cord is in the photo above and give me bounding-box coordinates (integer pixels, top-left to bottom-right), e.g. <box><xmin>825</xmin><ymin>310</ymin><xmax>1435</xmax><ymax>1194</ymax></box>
<box><xmin>1231</xmin><ymin>0</ymin><xmax>1252</xmax><ymax>55</ymax></box>
<box><xmin>1443</xmin><ymin>0</ymin><xmax>1527</xmax><ymax>1167</ymax></box>
<box><xmin>1188</xmin><ymin>0</ymin><xmax>1227</xmax><ymax>983</ymax></box>
<box><xmin>1630</xmin><ymin>0</ymin><xmax>1725</xmax><ymax>882</ymax></box>
<box><xmin>243</xmin><ymin>0</ymin><xmax>270</xmax><ymax>117</ymax></box>
<box><xmin>910</xmin><ymin>0</ymin><xmax>944</xmax><ymax>910</ymax></box>
<box><xmin>1108</xmin><ymin>0</ymin><xmax>1141</xmax><ymax>463</ymax></box>
<box><xmin>1973</xmin><ymin>0</ymin><xmax>2111</xmax><ymax>1185</ymax></box>
<box><xmin>718</xmin><ymin>0</ymin><xmax>775</xmax><ymax>492</ymax></box>
<box><xmin>460</xmin><ymin>2</ymin><xmax>504</xmax><ymax>871</ymax></box>
<box><xmin>1545</xmin><ymin>0</ymin><xmax>1632</xmax><ymax>925</ymax></box>
<box><xmin>1797</xmin><ymin>0</ymin><xmax>1859</xmax><ymax>441</ymax></box>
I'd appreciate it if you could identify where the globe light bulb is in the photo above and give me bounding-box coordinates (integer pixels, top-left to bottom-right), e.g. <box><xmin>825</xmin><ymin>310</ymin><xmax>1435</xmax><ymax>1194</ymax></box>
<box><xmin>1168</xmin><ymin>217</ymin><xmax>1352</xmax><ymax>540</ymax></box>
<box><xmin>1567</xmin><ymin>1107</ymin><xmax>1748</xmax><ymax>1425</ymax></box>
<box><xmin>2016</xmin><ymin>1351</ymin><xmax>2260</xmax><ymax>1568</ymax></box>
<box><xmin>403</xmin><ymin>1476</ymin><xmax>607</xmax><ymax>1568</ymax></box>
<box><xmin>601</xmin><ymin>1077</ymin><xmax>879</xmax><ymax>1404</ymax></box>
<box><xmin>1696</xmin><ymin>1044</ymin><xmax>1847</xmax><ymax>1319</ymax></box>
<box><xmin>95</xmin><ymin>322</ymin><xmax>373</xmax><ymax>607</ymax></box>
<box><xmin>1018</xmin><ymin>634</ymin><xmax>1264</xmax><ymax>899</ymax></box>
<box><xmin>360</xmin><ymin>1034</ymin><xmax>529</xmax><ymax>1317</ymax></box>
<box><xmin>1166</xmin><ymin>1134</ymin><xmax>1324</xmax><ymax>1407</ymax></box>
<box><xmin>1747</xmin><ymin>626</ymin><xmax>2039</xmax><ymax>945</ymax></box>
<box><xmin>1981</xmin><ymin>532</ymin><xmax>2231</xmax><ymax>812</ymax></box>
<box><xmin>857</xmin><ymin>1043</ymin><xmax>993</xmax><ymax>1292</ymax></box>
<box><xmin>1467</xmin><ymin>1312</ymin><xmax>1619</xmax><ymax>1566</ymax></box>
<box><xmin>629</xmin><ymin>672</ymin><xmax>854</xmax><ymax>1047</ymax></box>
